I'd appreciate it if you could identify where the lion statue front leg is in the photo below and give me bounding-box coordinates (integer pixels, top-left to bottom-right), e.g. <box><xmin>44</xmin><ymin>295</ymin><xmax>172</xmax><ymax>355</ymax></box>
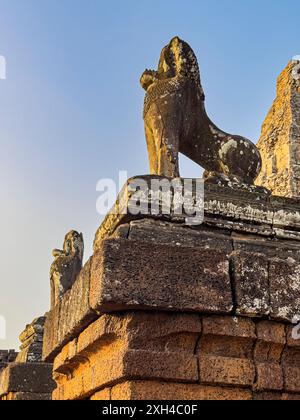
<box><xmin>144</xmin><ymin>101</ymin><xmax>181</xmax><ymax>178</ymax></box>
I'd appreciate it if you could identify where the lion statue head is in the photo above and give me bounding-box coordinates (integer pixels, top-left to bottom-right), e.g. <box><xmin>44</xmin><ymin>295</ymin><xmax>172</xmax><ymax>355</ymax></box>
<box><xmin>141</xmin><ymin>37</ymin><xmax>202</xmax><ymax>94</ymax></box>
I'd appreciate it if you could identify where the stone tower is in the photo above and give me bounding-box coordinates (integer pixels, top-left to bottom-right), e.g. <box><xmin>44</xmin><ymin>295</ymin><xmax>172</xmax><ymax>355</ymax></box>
<box><xmin>256</xmin><ymin>60</ymin><xmax>300</xmax><ymax>198</ymax></box>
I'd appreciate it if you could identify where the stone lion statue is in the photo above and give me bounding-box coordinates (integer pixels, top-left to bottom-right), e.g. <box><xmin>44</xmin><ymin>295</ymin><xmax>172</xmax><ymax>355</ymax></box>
<box><xmin>141</xmin><ymin>37</ymin><xmax>262</xmax><ymax>187</ymax></box>
<box><xmin>50</xmin><ymin>231</ymin><xmax>84</xmax><ymax>308</ymax></box>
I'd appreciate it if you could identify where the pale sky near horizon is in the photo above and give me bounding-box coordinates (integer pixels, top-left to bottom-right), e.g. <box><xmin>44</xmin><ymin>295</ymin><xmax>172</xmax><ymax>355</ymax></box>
<box><xmin>0</xmin><ymin>0</ymin><xmax>300</xmax><ymax>349</ymax></box>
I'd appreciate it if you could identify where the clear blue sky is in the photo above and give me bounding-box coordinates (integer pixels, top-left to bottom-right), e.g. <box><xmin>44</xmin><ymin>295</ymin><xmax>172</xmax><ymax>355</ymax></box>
<box><xmin>0</xmin><ymin>0</ymin><xmax>299</xmax><ymax>349</ymax></box>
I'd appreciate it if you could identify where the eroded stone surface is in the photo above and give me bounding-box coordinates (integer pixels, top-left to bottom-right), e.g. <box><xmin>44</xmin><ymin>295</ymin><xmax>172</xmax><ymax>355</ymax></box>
<box><xmin>93</xmin><ymin>178</ymin><xmax>300</xmax><ymax>250</ymax></box>
<box><xmin>51</xmin><ymin>314</ymin><xmax>300</xmax><ymax>400</ymax></box>
<box><xmin>90</xmin><ymin>238</ymin><xmax>232</xmax><ymax>315</ymax></box>
<box><xmin>53</xmin><ymin>313</ymin><xmax>201</xmax><ymax>400</ymax></box>
<box><xmin>43</xmin><ymin>214</ymin><xmax>300</xmax><ymax>362</ymax></box>
<box><xmin>50</xmin><ymin>230</ymin><xmax>84</xmax><ymax>308</ymax></box>
<box><xmin>269</xmin><ymin>258</ymin><xmax>300</xmax><ymax>322</ymax></box>
<box><xmin>109</xmin><ymin>382</ymin><xmax>253</xmax><ymax>401</ymax></box>
<box><xmin>254</xmin><ymin>321</ymin><xmax>286</xmax><ymax>392</ymax></box>
<box><xmin>199</xmin><ymin>317</ymin><xmax>256</xmax><ymax>388</ymax></box>
<box><xmin>128</xmin><ymin>219</ymin><xmax>233</xmax><ymax>254</ymax></box>
<box><xmin>231</xmin><ymin>251</ymin><xmax>270</xmax><ymax>317</ymax></box>
<box><xmin>0</xmin><ymin>363</ymin><xmax>55</xmax><ymax>399</ymax></box>
<box><xmin>43</xmin><ymin>259</ymin><xmax>97</xmax><ymax>362</ymax></box>
<box><xmin>256</xmin><ymin>61</ymin><xmax>300</xmax><ymax>198</ymax></box>
<box><xmin>0</xmin><ymin>350</ymin><xmax>18</xmax><ymax>373</ymax></box>
<box><xmin>16</xmin><ymin>316</ymin><xmax>46</xmax><ymax>363</ymax></box>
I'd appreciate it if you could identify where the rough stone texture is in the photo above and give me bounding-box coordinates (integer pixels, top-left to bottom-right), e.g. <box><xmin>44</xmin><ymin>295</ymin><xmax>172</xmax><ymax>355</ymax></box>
<box><xmin>254</xmin><ymin>321</ymin><xmax>286</xmax><ymax>392</ymax></box>
<box><xmin>0</xmin><ymin>363</ymin><xmax>55</xmax><ymax>400</ymax></box>
<box><xmin>128</xmin><ymin>219</ymin><xmax>233</xmax><ymax>254</ymax></box>
<box><xmin>0</xmin><ymin>316</ymin><xmax>55</xmax><ymax>401</ymax></box>
<box><xmin>52</xmin><ymin>313</ymin><xmax>201</xmax><ymax>400</ymax></box>
<box><xmin>108</xmin><ymin>382</ymin><xmax>253</xmax><ymax>401</ymax></box>
<box><xmin>44</xmin><ymin>206</ymin><xmax>300</xmax><ymax>362</ymax></box>
<box><xmin>50</xmin><ymin>230</ymin><xmax>84</xmax><ymax>308</ymax></box>
<box><xmin>43</xmin><ymin>258</ymin><xmax>97</xmax><ymax>362</ymax></box>
<box><xmin>91</xmin><ymin>383</ymin><xmax>300</xmax><ymax>401</ymax></box>
<box><xmin>16</xmin><ymin>316</ymin><xmax>46</xmax><ymax>363</ymax></box>
<box><xmin>93</xmin><ymin>179</ymin><xmax>300</xmax><ymax>250</ymax></box>
<box><xmin>90</xmin><ymin>389</ymin><xmax>111</xmax><ymax>401</ymax></box>
<box><xmin>232</xmin><ymin>232</ymin><xmax>300</xmax><ymax>262</ymax></box>
<box><xmin>0</xmin><ymin>350</ymin><xmax>18</xmax><ymax>372</ymax></box>
<box><xmin>282</xmin><ymin>345</ymin><xmax>300</xmax><ymax>393</ymax></box>
<box><xmin>198</xmin><ymin>317</ymin><xmax>256</xmax><ymax>388</ymax></box>
<box><xmin>90</xmin><ymin>238</ymin><xmax>232</xmax><ymax>315</ymax></box>
<box><xmin>256</xmin><ymin>61</ymin><xmax>300</xmax><ymax>198</ymax></box>
<box><xmin>269</xmin><ymin>258</ymin><xmax>300</xmax><ymax>321</ymax></box>
<box><xmin>40</xmin><ymin>182</ymin><xmax>300</xmax><ymax>400</ymax></box>
<box><xmin>141</xmin><ymin>37</ymin><xmax>261</xmax><ymax>187</ymax></box>
<box><xmin>287</xmin><ymin>325</ymin><xmax>300</xmax><ymax>348</ymax></box>
<box><xmin>231</xmin><ymin>251</ymin><xmax>270</xmax><ymax>317</ymax></box>
<box><xmin>2</xmin><ymin>392</ymin><xmax>52</xmax><ymax>401</ymax></box>
<box><xmin>51</xmin><ymin>313</ymin><xmax>300</xmax><ymax>400</ymax></box>
<box><xmin>253</xmin><ymin>392</ymin><xmax>286</xmax><ymax>401</ymax></box>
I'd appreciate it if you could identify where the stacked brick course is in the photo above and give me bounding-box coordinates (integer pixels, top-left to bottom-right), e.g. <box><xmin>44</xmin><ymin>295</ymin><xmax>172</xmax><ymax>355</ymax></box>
<box><xmin>51</xmin><ymin>314</ymin><xmax>300</xmax><ymax>400</ymax></box>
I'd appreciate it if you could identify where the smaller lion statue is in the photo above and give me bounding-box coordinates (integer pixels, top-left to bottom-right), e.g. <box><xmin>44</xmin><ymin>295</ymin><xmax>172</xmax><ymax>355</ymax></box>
<box><xmin>141</xmin><ymin>37</ymin><xmax>262</xmax><ymax>187</ymax></box>
<box><xmin>50</xmin><ymin>231</ymin><xmax>84</xmax><ymax>308</ymax></box>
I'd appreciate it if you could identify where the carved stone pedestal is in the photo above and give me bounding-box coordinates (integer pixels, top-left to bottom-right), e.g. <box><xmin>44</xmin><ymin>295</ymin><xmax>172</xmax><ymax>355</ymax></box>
<box><xmin>43</xmin><ymin>180</ymin><xmax>300</xmax><ymax>400</ymax></box>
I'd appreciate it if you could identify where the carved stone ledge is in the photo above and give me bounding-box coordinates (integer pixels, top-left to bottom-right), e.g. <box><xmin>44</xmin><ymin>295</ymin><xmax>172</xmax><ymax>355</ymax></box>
<box><xmin>94</xmin><ymin>177</ymin><xmax>300</xmax><ymax>250</ymax></box>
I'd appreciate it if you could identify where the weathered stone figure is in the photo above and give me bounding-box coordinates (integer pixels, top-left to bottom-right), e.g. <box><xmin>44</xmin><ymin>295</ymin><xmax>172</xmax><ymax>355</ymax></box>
<box><xmin>50</xmin><ymin>231</ymin><xmax>84</xmax><ymax>308</ymax></box>
<box><xmin>141</xmin><ymin>37</ymin><xmax>262</xmax><ymax>186</ymax></box>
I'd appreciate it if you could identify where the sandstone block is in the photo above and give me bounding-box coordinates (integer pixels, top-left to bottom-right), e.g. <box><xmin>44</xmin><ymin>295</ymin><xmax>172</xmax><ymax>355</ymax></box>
<box><xmin>231</xmin><ymin>251</ymin><xmax>270</xmax><ymax>317</ymax></box>
<box><xmin>128</xmin><ymin>219</ymin><xmax>233</xmax><ymax>253</ymax></box>
<box><xmin>199</xmin><ymin>355</ymin><xmax>255</xmax><ymax>387</ymax></box>
<box><xmin>286</xmin><ymin>325</ymin><xmax>300</xmax><ymax>347</ymax></box>
<box><xmin>53</xmin><ymin>313</ymin><xmax>201</xmax><ymax>400</ymax></box>
<box><xmin>282</xmin><ymin>393</ymin><xmax>300</xmax><ymax>400</ymax></box>
<box><xmin>269</xmin><ymin>258</ymin><xmax>300</xmax><ymax>322</ymax></box>
<box><xmin>202</xmin><ymin>316</ymin><xmax>256</xmax><ymax>338</ymax></box>
<box><xmin>255</xmin><ymin>321</ymin><xmax>286</xmax><ymax>364</ymax></box>
<box><xmin>123</xmin><ymin>350</ymin><xmax>198</xmax><ymax>383</ymax></box>
<box><xmin>199</xmin><ymin>317</ymin><xmax>256</xmax><ymax>387</ymax></box>
<box><xmin>253</xmin><ymin>392</ymin><xmax>283</xmax><ymax>401</ymax></box>
<box><xmin>254</xmin><ymin>321</ymin><xmax>286</xmax><ymax>391</ymax></box>
<box><xmin>255</xmin><ymin>363</ymin><xmax>283</xmax><ymax>392</ymax></box>
<box><xmin>90</xmin><ymin>389</ymin><xmax>111</xmax><ymax>400</ymax></box>
<box><xmin>0</xmin><ymin>363</ymin><xmax>55</xmax><ymax>397</ymax></box>
<box><xmin>256</xmin><ymin>321</ymin><xmax>286</xmax><ymax>346</ymax></box>
<box><xmin>90</xmin><ymin>239</ymin><xmax>233</xmax><ymax>315</ymax></box>
<box><xmin>282</xmin><ymin>348</ymin><xmax>300</xmax><ymax>393</ymax></box>
<box><xmin>3</xmin><ymin>392</ymin><xmax>52</xmax><ymax>401</ymax></box>
<box><xmin>232</xmin><ymin>232</ymin><xmax>300</xmax><ymax>262</ymax></box>
<box><xmin>110</xmin><ymin>381</ymin><xmax>252</xmax><ymax>401</ymax></box>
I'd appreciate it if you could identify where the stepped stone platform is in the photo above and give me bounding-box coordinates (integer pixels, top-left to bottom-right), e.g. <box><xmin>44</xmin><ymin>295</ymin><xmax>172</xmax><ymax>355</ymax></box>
<box><xmin>0</xmin><ymin>351</ymin><xmax>18</xmax><ymax>373</ymax></box>
<box><xmin>42</xmin><ymin>178</ymin><xmax>300</xmax><ymax>400</ymax></box>
<box><xmin>0</xmin><ymin>363</ymin><xmax>54</xmax><ymax>400</ymax></box>
<box><xmin>0</xmin><ymin>317</ymin><xmax>55</xmax><ymax>401</ymax></box>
